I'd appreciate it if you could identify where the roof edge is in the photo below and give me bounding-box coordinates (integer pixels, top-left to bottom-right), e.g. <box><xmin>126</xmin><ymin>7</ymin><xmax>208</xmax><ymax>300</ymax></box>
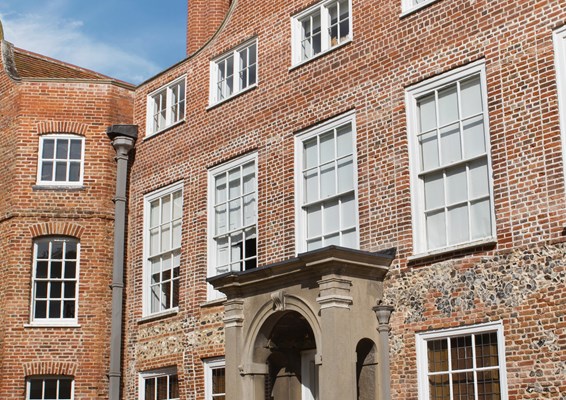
<box><xmin>1</xmin><ymin>40</ymin><xmax>21</xmax><ymax>81</ymax></box>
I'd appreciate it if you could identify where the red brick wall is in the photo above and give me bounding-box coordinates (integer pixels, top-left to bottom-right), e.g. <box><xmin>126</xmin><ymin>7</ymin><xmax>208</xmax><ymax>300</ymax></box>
<box><xmin>187</xmin><ymin>0</ymin><xmax>232</xmax><ymax>55</ymax></box>
<box><xmin>127</xmin><ymin>0</ymin><xmax>566</xmax><ymax>398</ymax></box>
<box><xmin>0</xmin><ymin>68</ymin><xmax>133</xmax><ymax>398</ymax></box>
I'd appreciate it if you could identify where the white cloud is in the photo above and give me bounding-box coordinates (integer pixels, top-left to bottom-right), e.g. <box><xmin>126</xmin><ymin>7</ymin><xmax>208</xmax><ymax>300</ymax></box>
<box><xmin>1</xmin><ymin>11</ymin><xmax>160</xmax><ymax>84</ymax></box>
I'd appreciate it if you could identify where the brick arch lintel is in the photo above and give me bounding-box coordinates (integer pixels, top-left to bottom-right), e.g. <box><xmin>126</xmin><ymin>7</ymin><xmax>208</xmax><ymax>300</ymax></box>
<box><xmin>29</xmin><ymin>222</ymin><xmax>85</xmax><ymax>239</ymax></box>
<box><xmin>23</xmin><ymin>361</ymin><xmax>78</xmax><ymax>377</ymax></box>
<box><xmin>36</xmin><ymin>121</ymin><xmax>89</xmax><ymax>136</ymax></box>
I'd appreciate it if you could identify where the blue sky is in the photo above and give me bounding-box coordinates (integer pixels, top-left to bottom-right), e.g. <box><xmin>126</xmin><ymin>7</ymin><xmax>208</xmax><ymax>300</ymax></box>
<box><xmin>0</xmin><ymin>0</ymin><xmax>187</xmax><ymax>84</ymax></box>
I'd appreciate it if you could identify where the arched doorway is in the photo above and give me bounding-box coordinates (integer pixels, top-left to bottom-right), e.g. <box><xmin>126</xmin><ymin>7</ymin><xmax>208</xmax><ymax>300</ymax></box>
<box><xmin>260</xmin><ymin>311</ymin><xmax>318</xmax><ymax>400</ymax></box>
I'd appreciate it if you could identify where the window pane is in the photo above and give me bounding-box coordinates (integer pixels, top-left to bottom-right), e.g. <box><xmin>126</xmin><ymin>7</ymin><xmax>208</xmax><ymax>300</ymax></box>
<box><xmin>29</xmin><ymin>379</ymin><xmax>43</xmax><ymax>399</ymax></box>
<box><xmin>150</xmin><ymin>229</ymin><xmax>160</xmax><ymax>255</ymax></box>
<box><xmin>447</xmin><ymin>204</ymin><xmax>469</xmax><ymax>245</ymax></box>
<box><xmin>59</xmin><ymin>379</ymin><xmax>73</xmax><ymax>399</ymax></box>
<box><xmin>324</xmin><ymin>198</ymin><xmax>340</xmax><ymax>234</ymax></box>
<box><xmin>460</xmin><ymin>76</ymin><xmax>483</xmax><ymax>118</ymax></box>
<box><xmin>228</xmin><ymin>169</ymin><xmax>241</xmax><ymax>199</ymax></box>
<box><xmin>304</xmin><ymin>138</ymin><xmax>318</xmax><ymax>169</ymax></box>
<box><xmin>440</xmin><ymin>123</ymin><xmax>461</xmax><ymax>165</ymax></box>
<box><xmin>69</xmin><ymin>139</ymin><xmax>82</xmax><ymax>159</ymax></box>
<box><xmin>36</xmin><ymin>261</ymin><xmax>48</xmax><ymax>278</ymax></box>
<box><xmin>41</xmin><ymin>161</ymin><xmax>54</xmax><ymax>181</ymax></box>
<box><xmin>426</xmin><ymin>209</ymin><xmax>446</xmax><ymax>249</ymax></box>
<box><xmin>418</xmin><ymin>94</ymin><xmax>437</xmax><ymax>133</ymax></box>
<box><xmin>50</xmin><ymin>262</ymin><xmax>62</xmax><ymax>278</ymax></box>
<box><xmin>64</xmin><ymin>261</ymin><xmax>76</xmax><ymax>279</ymax></box>
<box><xmin>476</xmin><ymin>332</ymin><xmax>499</xmax><ymax>368</ymax></box>
<box><xmin>161</xmin><ymin>225</ymin><xmax>171</xmax><ymax>252</ymax></box>
<box><xmin>170</xmin><ymin>374</ymin><xmax>179</xmax><ymax>398</ymax></box>
<box><xmin>336</xmin><ymin>124</ymin><xmax>352</xmax><ymax>157</ymax></box>
<box><xmin>55</xmin><ymin>140</ymin><xmax>69</xmax><ymax>159</ymax></box>
<box><xmin>145</xmin><ymin>378</ymin><xmax>156</xmax><ymax>400</ymax></box>
<box><xmin>429</xmin><ymin>374</ymin><xmax>450</xmax><ymax>400</ymax></box>
<box><xmin>216</xmin><ymin>236</ymin><xmax>229</xmax><ymax>272</ymax></box>
<box><xmin>446</xmin><ymin>165</ymin><xmax>467</xmax><ymax>205</ymax></box>
<box><xmin>341</xmin><ymin>193</ymin><xmax>356</xmax><ymax>229</ymax></box>
<box><xmin>49</xmin><ymin>300</ymin><xmax>61</xmax><ymax>318</ymax></box>
<box><xmin>307</xmin><ymin>204</ymin><xmax>322</xmax><ymax>239</ymax></box>
<box><xmin>64</xmin><ymin>282</ymin><xmax>76</xmax><ymax>298</ymax></box>
<box><xmin>320</xmin><ymin>164</ymin><xmax>336</xmax><ymax>198</ymax></box>
<box><xmin>427</xmin><ymin>339</ymin><xmax>449</xmax><ymax>372</ymax></box>
<box><xmin>424</xmin><ymin>172</ymin><xmax>444</xmax><ymax>210</ymax></box>
<box><xmin>35</xmin><ymin>301</ymin><xmax>47</xmax><ymax>318</ymax></box>
<box><xmin>469</xmin><ymin>158</ymin><xmax>489</xmax><ymax>198</ymax></box>
<box><xmin>173</xmin><ymin>191</ymin><xmax>183</xmax><ymax>219</ymax></box>
<box><xmin>419</xmin><ymin>131</ymin><xmax>439</xmax><ymax>171</ymax></box>
<box><xmin>463</xmin><ymin>115</ymin><xmax>486</xmax><ymax>158</ymax></box>
<box><xmin>42</xmin><ymin>139</ymin><xmax>55</xmax><ymax>158</ymax></box>
<box><xmin>172</xmin><ymin>221</ymin><xmax>182</xmax><ymax>249</ymax></box>
<box><xmin>304</xmin><ymin>169</ymin><xmax>318</xmax><ymax>203</ymax></box>
<box><xmin>243</xmin><ymin>194</ymin><xmax>256</xmax><ymax>226</ymax></box>
<box><xmin>162</xmin><ymin>195</ymin><xmax>172</xmax><ymax>223</ymax></box>
<box><xmin>51</xmin><ymin>241</ymin><xmax>63</xmax><ymax>259</ymax></box>
<box><xmin>150</xmin><ymin>200</ymin><xmax>160</xmax><ymax>228</ymax></box>
<box><xmin>242</xmin><ymin>162</ymin><xmax>255</xmax><ymax>194</ymax></box>
<box><xmin>337</xmin><ymin>156</ymin><xmax>354</xmax><ymax>193</ymax></box>
<box><xmin>215</xmin><ymin>174</ymin><xmax>227</xmax><ymax>204</ymax></box>
<box><xmin>55</xmin><ymin>162</ymin><xmax>67</xmax><ymax>181</ymax></box>
<box><xmin>228</xmin><ymin>199</ymin><xmax>242</xmax><ymax>231</ymax></box>
<box><xmin>68</xmin><ymin>162</ymin><xmax>80</xmax><ymax>182</ymax></box>
<box><xmin>36</xmin><ymin>282</ymin><xmax>48</xmax><ymax>298</ymax></box>
<box><xmin>477</xmin><ymin>370</ymin><xmax>501</xmax><ymax>399</ymax></box>
<box><xmin>341</xmin><ymin>229</ymin><xmax>357</xmax><ymax>248</ymax></box>
<box><xmin>319</xmin><ymin>131</ymin><xmax>334</xmax><ymax>164</ymax></box>
<box><xmin>44</xmin><ymin>379</ymin><xmax>57</xmax><ymax>398</ymax></box>
<box><xmin>452</xmin><ymin>371</ymin><xmax>475</xmax><ymax>399</ymax></box>
<box><xmin>438</xmin><ymin>84</ymin><xmax>458</xmax><ymax>126</ymax></box>
<box><xmin>471</xmin><ymin>199</ymin><xmax>491</xmax><ymax>240</ymax></box>
<box><xmin>215</xmin><ymin>204</ymin><xmax>227</xmax><ymax>235</ymax></box>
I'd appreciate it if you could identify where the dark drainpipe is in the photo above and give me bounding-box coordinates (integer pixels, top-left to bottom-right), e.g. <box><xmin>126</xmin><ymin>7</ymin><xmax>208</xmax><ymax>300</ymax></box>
<box><xmin>107</xmin><ymin>125</ymin><xmax>137</xmax><ymax>400</ymax></box>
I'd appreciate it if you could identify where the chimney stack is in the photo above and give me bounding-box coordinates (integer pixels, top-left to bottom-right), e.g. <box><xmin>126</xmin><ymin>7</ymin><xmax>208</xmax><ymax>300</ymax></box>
<box><xmin>187</xmin><ymin>0</ymin><xmax>231</xmax><ymax>55</ymax></box>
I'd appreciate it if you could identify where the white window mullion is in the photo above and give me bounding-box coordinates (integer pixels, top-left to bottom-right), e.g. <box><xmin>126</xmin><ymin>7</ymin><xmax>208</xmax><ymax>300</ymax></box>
<box><xmin>321</xmin><ymin>6</ymin><xmax>330</xmax><ymax>53</ymax></box>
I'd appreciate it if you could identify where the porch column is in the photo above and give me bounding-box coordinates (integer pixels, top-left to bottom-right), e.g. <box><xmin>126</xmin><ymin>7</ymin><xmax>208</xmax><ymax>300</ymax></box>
<box><xmin>374</xmin><ymin>304</ymin><xmax>394</xmax><ymax>400</ymax></box>
<box><xmin>317</xmin><ymin>275</ymin><xmax>356</xmax><ymax>400</ymax></box>
<box><xmin>224</xmin><ymin>299</ymin><xmax>245</xmax><ymax>400</ymax></box>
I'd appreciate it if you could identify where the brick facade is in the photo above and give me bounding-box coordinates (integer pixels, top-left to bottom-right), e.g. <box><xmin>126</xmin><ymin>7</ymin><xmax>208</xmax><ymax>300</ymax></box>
<box><xmin>126</xmin><ymin>0</ymin><xmax>566</xmax><ymax>399</ymax></box>
<box><xmin>0</xmin><ymin>42</ymin><xmax>134</xmax><ymax>398</ymax></box>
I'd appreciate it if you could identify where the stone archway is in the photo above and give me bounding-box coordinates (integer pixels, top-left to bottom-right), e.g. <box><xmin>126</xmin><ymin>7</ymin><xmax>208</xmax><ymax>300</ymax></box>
<box><xmin>258</xmin><ymin>311</ymin><xmax>318</xmax><ymax>400</ymax></box>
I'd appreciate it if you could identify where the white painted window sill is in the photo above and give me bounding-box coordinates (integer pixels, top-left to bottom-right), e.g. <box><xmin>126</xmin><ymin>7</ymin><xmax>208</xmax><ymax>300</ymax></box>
<box><xmin>138</xmin><ymin>307</ymin><xmax>179</xmax><ymax>323</ymax></box>
<box><xmin>289</xmin><ymin>39</ymin><xmax>352</xmax><ymax>71</ymax></box>
<box><xmin>408</xmin><ymin>238</ymin><xmax>497</xmax><ymax>261</ymax></box>
<box><xmin>144</xmin><ymin>119</ymin><xmax>185</xmax><ymax>141</ymax></box>
<box><xmin>207</xmin><ymin>84</ymin><xmax>258</xmax><ymax>111</ymax></box>
<box><xmin>400</xmin><ymin>0</ymin><xmax>441</xmax><ymax>18</ymax></box>
<box><xmin>200</xmin><ymin>297</ymin><xmax>226</xmax><ymax>308</ymax></box>
<box><xmin>24</xmin><ymin>322</ymin><xmax>81</xmax><ymax>328</ymax></box>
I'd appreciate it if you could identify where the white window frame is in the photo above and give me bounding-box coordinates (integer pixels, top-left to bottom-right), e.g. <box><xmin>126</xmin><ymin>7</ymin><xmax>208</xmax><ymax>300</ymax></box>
<box><xmin>416</xmin><ymin>321</ymin><xmax>509</xmax><ymax>400</ymax></box>
<box><xmin>143</xmin><ymin>181</ymin><xmax>184</xmax><ymax>318</ymax></box>
<box><xmin>203</xmin><ymin>358</ymin><xmax>225</xmax><ymax>400</ymax></box>
<box><xmin>30</xmin><ymin>237</ymin><xmax>80</xmax><ymax>326</ymax></box>
<box><xmin>294</xmin><ymin>111</ymin><xmax>359</xmax><ymax>254</ymax></box>
<box><xmin>139</xmin><ymin>367</ymin><xmax>179</xmax><ymax>400</ymax></box>
<box><xmin>26</xmin><ymin>376</ymin><xmax>74</xmax><ymax>400</ymax></box>
<box><xmin>406</xmin><ymin>60</ymin><xmax>496</xmax><ymax>257</ymax></box>
<box><xmin>36</xmin><ymin>134</ymin><xmax>85</xmax><ymax>186</ymax></box>
<box><xmin>553</xmin><ymin>26</ymin><xmax>566</xmax><ymax>187</ymax></box>
<box><xmin>145</xmin><ymin>76</ymin><xmax>186</xmax><ymax>137</ymax></box>
<box><xmin>291</xmin><ymin>0</ymin><xmax>353</xmax><ymax>67</ymax></box>
<box><xmin>209</xmin><ymin>39</ymin><xmax>258</xmax><ymax>106</ymax></box>
<box><xmin>401</xmin><ymin>0</ymin><xmax>440</xmax><ymax>16</ymax></box>
<box><xmin>207</xmin><ymin>152</ymin><xmax>258</xmax><ymax>301</ymax></box>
